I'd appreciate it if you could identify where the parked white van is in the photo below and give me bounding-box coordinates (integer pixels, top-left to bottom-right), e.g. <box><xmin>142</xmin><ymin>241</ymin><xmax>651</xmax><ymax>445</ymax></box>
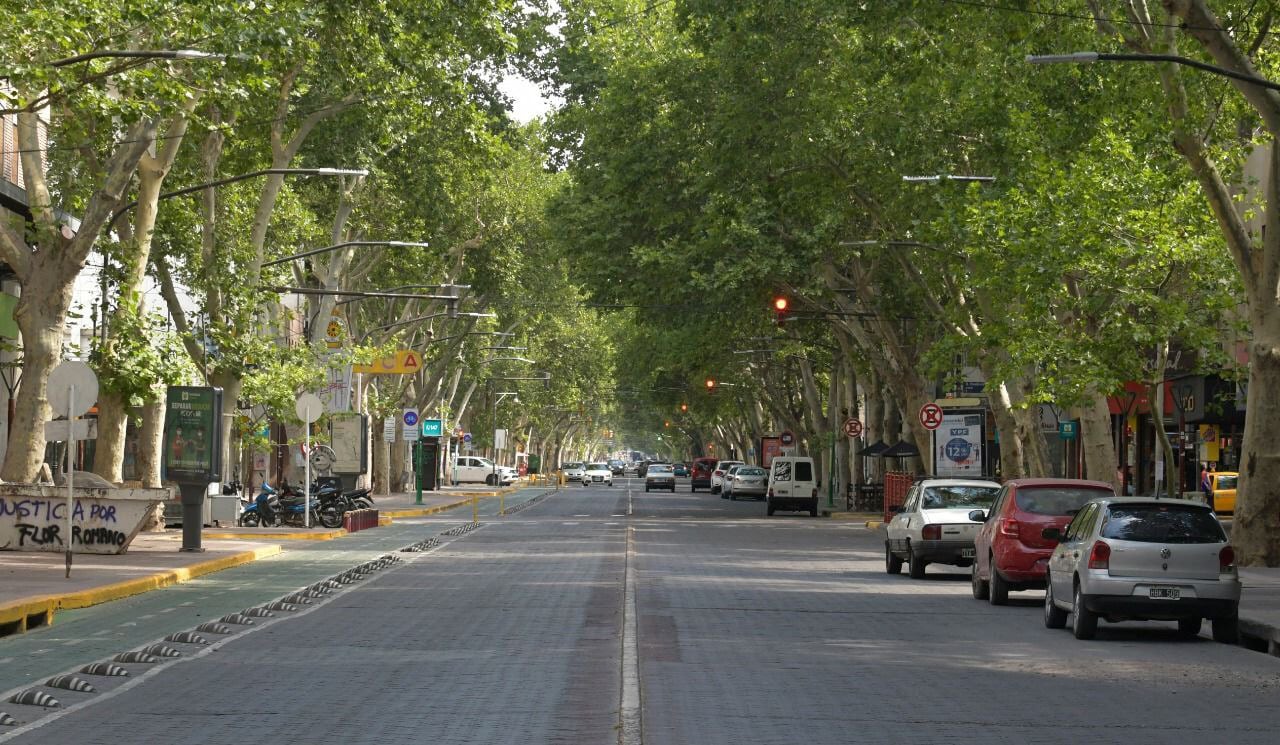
<box><xmin>766</xmin><ymin>456</ymin><xmax>819</xmax><ymax>517</ymax></box>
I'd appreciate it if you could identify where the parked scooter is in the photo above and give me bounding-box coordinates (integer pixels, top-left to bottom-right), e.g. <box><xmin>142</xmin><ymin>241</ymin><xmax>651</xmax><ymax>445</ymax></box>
<box><xmin>237</xmin><ymin>482</ymin><xmax>320</xmax><ymax>528</ymax></box>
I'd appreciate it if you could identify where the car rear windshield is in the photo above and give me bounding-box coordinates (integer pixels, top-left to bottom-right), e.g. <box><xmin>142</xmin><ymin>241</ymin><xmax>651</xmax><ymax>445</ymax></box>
<box><xmin>738</xmin><ymin>467</ymin><xmax>765</xmax><ymax>476</ymax></box>
<box><xmin>1015</xmin><ymin>487</ymin><xmax>1112</xmax><ymax>516</ymax></box>
<box><xmin>1215</xmin><ymin>475</ymin><xmax>1238</xmax><ymax>490</ymax></box>
<box><xmin>1101</xmin><ymin>504</ymin><xmax>1226</xmax><ymax>544</ymax></box>
<box><xmin>922</xmin><ymin>485</ymin><xmax>999</xmax><ymax>509</ymax></box>
<box><xmin>649</xmin><ymin>465</ymin><xmax>673</xmax><ymax>473</ymax></box>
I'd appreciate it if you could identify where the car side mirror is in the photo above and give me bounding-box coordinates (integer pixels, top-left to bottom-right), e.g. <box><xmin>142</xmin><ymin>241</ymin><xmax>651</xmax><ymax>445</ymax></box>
<box><xmin>1041</xmin><ymin>527</ymin><xmax>1062</xmax><ymax>542</ymax></box>
<box><xmin>967</xmin><ymin>509</ymin><xmax>987</xmax><ymax>522</ymax></box>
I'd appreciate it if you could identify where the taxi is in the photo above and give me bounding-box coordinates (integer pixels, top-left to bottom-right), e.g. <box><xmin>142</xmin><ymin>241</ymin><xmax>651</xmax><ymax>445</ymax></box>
<box><xmin>1210</xmin><ymin>472</ymin><xmax>1238</xmax><ymax>514</ymax></box>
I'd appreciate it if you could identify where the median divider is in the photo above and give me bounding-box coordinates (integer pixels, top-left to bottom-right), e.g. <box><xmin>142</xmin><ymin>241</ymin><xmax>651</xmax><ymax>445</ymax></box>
<box><xmin>0</xmin><ymin>544</ymin><xmax>283</xmax><ymax>637</ymax></box>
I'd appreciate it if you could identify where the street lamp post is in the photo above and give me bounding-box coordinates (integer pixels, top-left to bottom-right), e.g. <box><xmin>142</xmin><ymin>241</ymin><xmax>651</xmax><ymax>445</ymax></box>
<box><xmin>1027</xmin><ymin>52</ymin><xmax>1280</xmax><ymax>93</ymax></box>
<box><xmin>108</xmin><ymin>167</ymin><xmax>368</xmax><ymax>228</ymax></box>
<box><xmin>49</xmin><ymin>49</ymin><xmax>230</xmax><ymax>67</ymax></box>
<box><xmin>261</xmin><ymin>240</ymin><xmax>430</xmax><ymax>268</ymax></box>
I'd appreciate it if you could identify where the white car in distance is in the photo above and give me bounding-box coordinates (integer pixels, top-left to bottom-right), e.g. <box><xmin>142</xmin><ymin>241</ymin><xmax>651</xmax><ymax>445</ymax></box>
<box><xmin>581</xmin><ymin>463</ymin><xmax>614</xmax><ymax>486</ymax></box>
<box><xmin>885</xmin><ymin>478</ymin><xmax>1002</xmax><ymax>579</ymax></box>
<box><xmin>563</xmin><ymin>462</ymin><xmax>586</xmax><ymax>481</ymax></box>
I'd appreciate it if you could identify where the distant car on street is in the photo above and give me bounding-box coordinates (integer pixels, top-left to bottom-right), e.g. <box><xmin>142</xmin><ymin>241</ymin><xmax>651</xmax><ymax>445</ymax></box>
<box><xmin>725</xmin><ymin>465</ymin><xmax>767</xmax><ymax>500</ymax></box>
<box><xmin>1042</xmin><ymin>497</ymin><xmax>1239</xmax><ymax>642</ymax></box>
<box><xmin>453</xmin><ymin>456</ymin><xmax>514</xmax><ymax>485</ymax></box>
<box><xmin>970</xmin><ymin>478</ymin><xmax>1115</xmax><ymax>605</ymax></box>
<box><xmin>712</xmin><ymin>460</ymin><xmax>745</xmax><ymax>495</ymax></box>
<box><xmin>645</xmin><ymin>464</ymin><xmax>676</xmax><ymax>492</ymax></box>
<box><xmin>673</xmin><ymin>463</ymin><xmax>689</xmax><ymax>477</ymax></box>
<box><xmin>562</xmin><ymin>462</ymin><xmax>586</xmax><ymax>481</ymax></box>
<box><xmin>690</xmin><ymin>457</ymin><xmax>717</xmax><ymax>492</ymax></box>
<box><xmin>582</xmin><ymin>463</ymin><xmax>613</xmax><ymax>487</ymax></box>
<box><xmin>884</xmin><ymin>478</ymin><xmax>1001</xmax><ymax>578</ymax></box>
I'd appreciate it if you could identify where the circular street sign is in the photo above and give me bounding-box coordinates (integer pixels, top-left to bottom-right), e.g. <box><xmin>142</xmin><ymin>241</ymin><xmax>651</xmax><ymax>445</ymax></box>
<box><xmin>842</xmin><ymin>418</ymin><xmax>863</xmax><ymax>438</ymax></box>
<box><xmin>463</xmin><ymin>432</ymin><xmax>472</xmax><ymax>443</ymax></box>
<box><xmin>403</xmin><ymin>410</ymin><xmax>419</xmax><ymax>427</ymax></box>
<box><xmin>919</xmin><ymin>402</ymin><xmax>944</xmax><ymax>431</ymax></box>
<box><xmin>780</xmin><ymin>430</ymin><xmax>795</xmax><ymax>446</ymax></box>
<box><xmin>48</xmin><ymin>361</ymin><xmax>99</xmax><ymax>418</ymax></box>
<box><xmin>295</xmin><ymin>393</ymin><xmax>324</xmax><ymax>424</ymax></box>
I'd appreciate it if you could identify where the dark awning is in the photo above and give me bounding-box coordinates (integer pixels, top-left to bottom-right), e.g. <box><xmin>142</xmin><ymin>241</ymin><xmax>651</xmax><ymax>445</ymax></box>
<box><xmin>881</xmin><ymin>440</ymin><xmax>921</xmax><ymax>458</ymax></box>
<box><xmin>858</xmin><ymin>440</ymin><xmax>889</xmax><ymax>456</ymax></box>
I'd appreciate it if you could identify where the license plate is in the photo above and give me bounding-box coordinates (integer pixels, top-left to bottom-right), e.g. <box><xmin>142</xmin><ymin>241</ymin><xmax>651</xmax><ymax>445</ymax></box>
<box><xmin>960</xmin><ymin>548</ymin><xmax>975</xmax><ymax>559</ymax></box>
<box><xmin>1149</xmin><ymin>586</ymin><xmax>1181</xmax><ymax>600</ymax></box>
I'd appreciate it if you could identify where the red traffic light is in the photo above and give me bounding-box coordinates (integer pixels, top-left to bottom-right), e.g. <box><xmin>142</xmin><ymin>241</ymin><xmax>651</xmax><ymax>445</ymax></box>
<box><xmin>680</xmin><ymin>402</ymin><xmax>688</xmax><ymax>412</ymax></box>
<box><xmin>773</xmin><ymin>296</ymin><xmax>789</xmax><ymax>312</ymax></box>
<box><xmin>705</xmin><ymin>378</ymin><xmax>716</xmax><ymax>390</ymax></box>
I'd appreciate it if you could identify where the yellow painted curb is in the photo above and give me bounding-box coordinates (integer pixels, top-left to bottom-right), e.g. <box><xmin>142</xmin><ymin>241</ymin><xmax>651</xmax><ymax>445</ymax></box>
<box><xmin>865</xmin><ymin>521</ymin><xmax>884</xmax><ymax>529</ymax></box>
<box><xmin>0</xmin><ymin>544</ymin><xmax>283</xmax><ymax>634</ymax></box>
<box><xmin>381</xmin><ymin>497</ymin><xmax>475</xmax><ymax>520</ymax></box>
<box><xmin>827</xmin><ymin>512</ymin><xmax>882</xmax><ymax>521</ymax></box>
<box><xmin>204</xmin><ymin>528</ymin><xmax>348</xmax><ymax>541</ymax></box>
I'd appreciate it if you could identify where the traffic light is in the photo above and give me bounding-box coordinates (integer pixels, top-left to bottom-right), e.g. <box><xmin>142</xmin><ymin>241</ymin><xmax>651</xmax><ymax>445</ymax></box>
<box><xmin>773</xmin><ymin>295</ymin><xmax>790</xmax><ymax>326</ymax></box>
<box><xmin>664</xmin><ymin>420</ymin><xmax>670</xmax><ymax>428</ymax></box>
<box><xmin>680</xmin><ymin>402</ymin><xmax>688</xmax><ymax>412</ymax></box>
<box><xmin>705</xmin><ymin>378</ymin><xmax>717</xmax><ymax>394</ymax></box>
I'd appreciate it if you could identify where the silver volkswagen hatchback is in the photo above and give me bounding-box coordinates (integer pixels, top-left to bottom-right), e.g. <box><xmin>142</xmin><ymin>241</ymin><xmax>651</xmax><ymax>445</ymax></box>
<box><xmin>1042</xmin><ymin>497</ymin><xmax>1240</xmax><ymax>642</ymax></box>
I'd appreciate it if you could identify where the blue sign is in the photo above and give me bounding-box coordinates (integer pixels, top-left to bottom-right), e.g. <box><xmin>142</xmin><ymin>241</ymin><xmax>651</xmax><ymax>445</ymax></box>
<box><xmin>421</xmin><ymin>418</ymin><xmax>443</xmax><ymax>438</ymax></box>
<box><xmin>463</xmin><ymin>432</ymin><xmax>472</xmax><ymax>443</ymax></box>
<box><xmin>1059</xmin><ymin>421</ymin><xmax>1078</xmax><ymax>440</ymax></box>
<box><xmin>402</xmin><ymin>410</ymin><xmax>418</xmax><ymax>427</ymax></box>
<box><xmin>944</xmin><ymin>438</ymin><xmax>973</xmax><ymax>463</ymax></box>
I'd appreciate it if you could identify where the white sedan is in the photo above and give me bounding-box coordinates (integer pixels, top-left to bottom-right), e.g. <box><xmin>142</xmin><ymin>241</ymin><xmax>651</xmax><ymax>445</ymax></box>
<box><xmin>581</xmin><ymin>463</ymin><xmax>614</xmax><ymax>486</ymax></box>
<box><xmin>885</xmin><ymin>478</ymin><xmax>1001</xmax><ymax>579</ymax></box>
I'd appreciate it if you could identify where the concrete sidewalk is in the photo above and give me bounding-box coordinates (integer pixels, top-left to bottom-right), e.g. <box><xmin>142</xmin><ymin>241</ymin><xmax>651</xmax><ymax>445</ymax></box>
<box><xmin>0</xmin><ymin>482</ymin><xmax>534</xmax><ymax>636</ymax></box>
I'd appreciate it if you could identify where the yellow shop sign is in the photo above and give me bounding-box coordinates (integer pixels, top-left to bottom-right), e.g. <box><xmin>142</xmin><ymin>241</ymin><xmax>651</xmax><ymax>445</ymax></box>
<box><xmin>353</xmin><ymin>350</ymin><xmax>423</xmax><ymax>375</ymax></box>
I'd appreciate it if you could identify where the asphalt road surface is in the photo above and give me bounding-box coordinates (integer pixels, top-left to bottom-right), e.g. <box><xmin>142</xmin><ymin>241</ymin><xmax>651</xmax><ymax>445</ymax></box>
<box><xmin>3</xmin><ymin>479</ymin><xmax>1279</xmax><ymax>744</ymax></box>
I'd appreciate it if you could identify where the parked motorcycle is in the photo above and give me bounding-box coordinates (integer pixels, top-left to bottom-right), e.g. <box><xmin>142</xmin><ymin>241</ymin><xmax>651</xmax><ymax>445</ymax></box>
<box><xmin>237</xmin><ymin>483</ymin><xmax>320</xmax><ymax>528</ymax></box>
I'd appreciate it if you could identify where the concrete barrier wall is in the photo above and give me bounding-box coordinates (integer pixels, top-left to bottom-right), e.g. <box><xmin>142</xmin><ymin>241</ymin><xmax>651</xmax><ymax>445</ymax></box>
<box><xmin>0</xmin><ymin>485</ymin><xmax>168</xmax><ymax>554</ymax></box>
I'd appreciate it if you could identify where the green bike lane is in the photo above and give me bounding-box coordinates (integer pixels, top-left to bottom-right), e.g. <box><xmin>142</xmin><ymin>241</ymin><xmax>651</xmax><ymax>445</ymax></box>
<box><xmin>0</xmin><ymin>488</ymin><xmax>552</xmax><ymax>695</ymax></box>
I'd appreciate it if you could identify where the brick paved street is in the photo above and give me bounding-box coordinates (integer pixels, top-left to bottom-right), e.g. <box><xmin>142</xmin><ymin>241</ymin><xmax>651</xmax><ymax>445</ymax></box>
<box><xmin>4</xmin><ymin>480</ymin><xmax>1280</xmax><ymax>744</ymax></box>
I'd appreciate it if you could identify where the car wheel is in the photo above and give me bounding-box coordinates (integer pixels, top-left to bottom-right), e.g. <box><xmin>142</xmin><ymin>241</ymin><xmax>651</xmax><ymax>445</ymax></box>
<box><xmin>485</xmin><ymin>474</ymin><xmax>497</xmax><ymax>486</ymax></box>
<box><xmin>1177</xmin><ymin>617</ymin><xmax>1203</xmax><ymax>637</ymax></box>
<box><xmin>1043</xmin><ymin>574</ymin><xmax>1068</xmax><ymax>629</ymax></box>
<box><xmin>971</xmin><ymin>561</ymin><xmax>989</xmax><ymax>600</ymax></box>
<box><xmin>691</xmin><ymin>486</ymin><xmax>698</xmax><ymax>493</ymax></box>
<box><xmin>908</xmin><ymin>546</ymin><xmax>927</xmax><ymax>579</ymax></box>
<box><xmin>1072</xmin><ymin>583</ymin><xmax>1098</xmax><ymax>640</ymax></box>
<box><xmin>885</xmin><ymin>543</ymin><xmax>903</xmax><ymax>575</ymax></box>
<box><xmin>1212</xmin><ymin>612</ymin><xmax>1240</xmax><ymax>644</ymax></box>
<box><xmin>645</xmin><ymin>486</ymin><xmax>650</xmax><ymax>492</ymax></box>
<box><xmin>988</xmin><ymin>558</ymin><xmax>1009</xmax><ymax>606</ymax></box>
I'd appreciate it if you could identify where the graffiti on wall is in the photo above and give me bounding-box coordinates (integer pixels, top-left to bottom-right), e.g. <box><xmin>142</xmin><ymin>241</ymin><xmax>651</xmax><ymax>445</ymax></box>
<box><xmin>0</xmin><ymin>490</ymin><xmax>163</xmax><ymax>554</ymax></box>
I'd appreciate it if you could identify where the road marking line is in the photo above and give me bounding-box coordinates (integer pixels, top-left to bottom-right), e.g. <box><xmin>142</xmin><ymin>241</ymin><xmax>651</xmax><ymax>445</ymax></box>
<box><xmin>620</xmin><ymin>524</ymin><xmax>642</xmax><ymax>745</ymax></box>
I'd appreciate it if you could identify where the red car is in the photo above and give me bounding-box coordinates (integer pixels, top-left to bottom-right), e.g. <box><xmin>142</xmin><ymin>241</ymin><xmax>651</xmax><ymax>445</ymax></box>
<box><xmin>970</xmin><ymin>478</ymin><xmax>1115</xmax><ymax>605</ymax></box>
<box><xmin>690</xmin><ymin>457</ymin><xmax>717</xmax><ymax>492</ymax></box>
